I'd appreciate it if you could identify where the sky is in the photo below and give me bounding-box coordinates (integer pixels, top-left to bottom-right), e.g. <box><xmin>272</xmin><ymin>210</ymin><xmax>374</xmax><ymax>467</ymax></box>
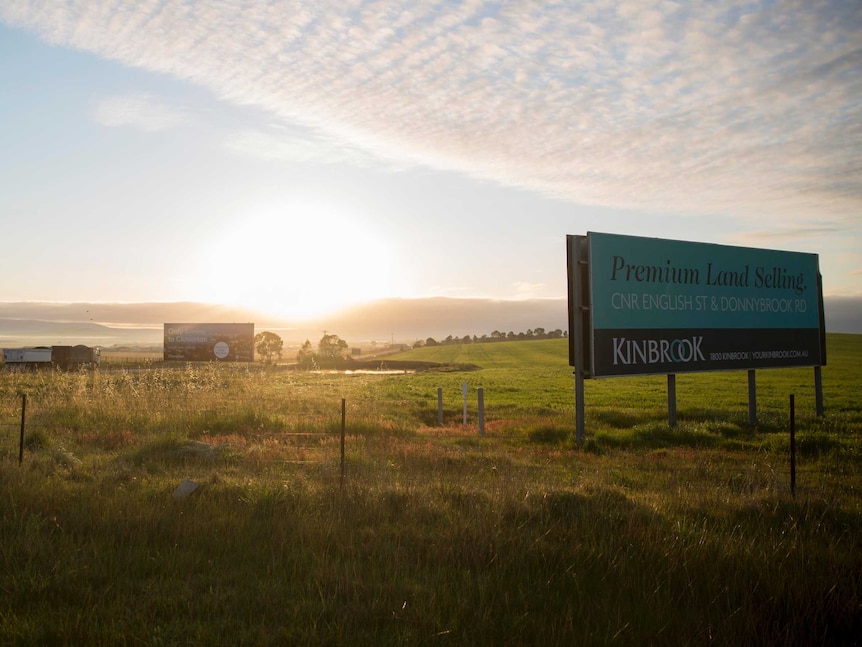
<box><xmin>1</xmin><ymin>0</ymin><xmax>860</xmax><ymax>321</ymax></box>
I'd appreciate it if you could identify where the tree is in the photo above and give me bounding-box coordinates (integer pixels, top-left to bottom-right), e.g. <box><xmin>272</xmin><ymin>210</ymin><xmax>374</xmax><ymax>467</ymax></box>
<box><xmin>425</xmin><ymin>337</ymin><xmax>439</xmax><ymax>347</ymax></box>
<box><xmin>254</xmin><ymin>331</ymin><xmax>284</xmax><ymax>363</ymax></box>
<box><xmin>318</xmin><ymin>333</ymin><xmax>348</xmax><ymax>359</ymax></box>
<box><xmin>296</xmin><ymin>339</ymin><xmax>315</xmax><ymax>369</ymax></box>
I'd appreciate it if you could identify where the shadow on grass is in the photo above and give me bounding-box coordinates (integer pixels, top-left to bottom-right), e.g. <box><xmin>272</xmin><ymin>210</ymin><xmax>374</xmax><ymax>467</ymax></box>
<box><xmin>1</xmin><ymin>455</ymin><xmax>858</xmax><ymax>645</ymax></box>
<box><xmin>593</xmin><ymin>423</ymin><xmax>724</xmax><ymax>450</ymax></box>
<box><xmin>527</xmin><ymin>426</ymin><xmax>570</xmax><ymax>445</ymax></box>
<box><xmin>593</xmin><ymin>409</ymin><xmax>651</xmax><ymax>429</ymax></box>
<box><xmin>127</xmin><ymin>436</ymin><xmax>236</xmax><ymax>468</ymax></box>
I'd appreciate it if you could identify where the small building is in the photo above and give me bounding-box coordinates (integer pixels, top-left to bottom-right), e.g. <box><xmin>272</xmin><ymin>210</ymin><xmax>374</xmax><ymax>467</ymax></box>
<box><xmin>2</xmin><ymin>345</ymin><xmax>100</xmax><ymax>370</ymax></box>
<box><xmin>52</xmin><ymin>345</ymin><xmax>101</xmax><ymax>370</ymax></box>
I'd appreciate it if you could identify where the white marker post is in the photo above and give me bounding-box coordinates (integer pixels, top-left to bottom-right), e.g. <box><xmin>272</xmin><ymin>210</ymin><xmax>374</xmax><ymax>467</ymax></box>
<box><xmin>462</xmin><ymin>382</ymin><xmax>468</xmax><ymax>428</ymax></box>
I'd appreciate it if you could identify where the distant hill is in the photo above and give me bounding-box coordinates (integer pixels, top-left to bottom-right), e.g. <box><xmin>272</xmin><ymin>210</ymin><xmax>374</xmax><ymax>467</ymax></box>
<box><xmin>0</xmin><ymin>302</ymin><xmax>265</xmax><ymax>326</ymax></box>
<box><xmin>1</xmin><ymin>295</ymin><xmax>859</xmax><ymax>347</ymax></box>
<box><xmin>314</xmin><ymin>297</ymin><xmax>568</xmax><ymax>343</ymax></box>
<box><xmin>0</xmin><ymin>318</ymin><xmax>162</xmax><ymax>346</ymax></box>
<box><xmin>823</xmin><ymin>297</ymin><xmax>862</xmax><ymax>334</ymax></box>
<box><xmin>0</xmin><ymin>298</ymin><xmax>568</xmax><ymax>347</ymax></box>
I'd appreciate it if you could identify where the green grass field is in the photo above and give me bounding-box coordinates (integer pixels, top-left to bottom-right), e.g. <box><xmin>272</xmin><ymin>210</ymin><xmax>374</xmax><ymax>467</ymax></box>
<box><xmin>0</xmin><ymin>335</ymin><xmax>859</xmax><ymax>644</ymax></box>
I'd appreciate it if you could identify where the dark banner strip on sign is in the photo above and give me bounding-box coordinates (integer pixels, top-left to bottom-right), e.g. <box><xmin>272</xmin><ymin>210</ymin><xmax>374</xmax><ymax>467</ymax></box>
<box><xmin>592</xmin><ymin>327</ymin><xmax>823</xmax><ymax>377</ymax></box>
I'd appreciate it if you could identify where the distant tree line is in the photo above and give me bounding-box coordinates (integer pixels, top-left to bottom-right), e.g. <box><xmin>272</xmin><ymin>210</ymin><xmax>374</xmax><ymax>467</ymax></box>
<box><xmin>412</xmin><ymin>327</ymin><xmax>567</xmax><ymax>349</ymax></box>
<box><xmin>257</xmin><ymin>328</ymin><xmax>567</xmax><ymax>367</ymax></box>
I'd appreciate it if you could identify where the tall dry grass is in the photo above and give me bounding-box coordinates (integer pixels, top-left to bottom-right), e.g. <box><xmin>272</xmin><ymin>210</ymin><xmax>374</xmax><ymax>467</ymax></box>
<box><xmin>0</xmin><ymin>338</ymin><xmax>859</xmax><ymax>644</ymax></box>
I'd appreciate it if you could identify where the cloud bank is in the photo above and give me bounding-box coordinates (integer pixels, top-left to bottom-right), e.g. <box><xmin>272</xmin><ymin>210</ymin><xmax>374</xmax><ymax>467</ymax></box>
<box><xmin>3</xmin><ymin>0</ymin><xmax>861</xmax><ymax>228</ymax></box>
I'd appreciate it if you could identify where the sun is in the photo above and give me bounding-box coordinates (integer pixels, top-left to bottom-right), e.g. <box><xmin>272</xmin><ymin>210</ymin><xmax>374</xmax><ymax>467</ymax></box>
<box><xmin>192</xmin><ymin>197</ymin><xmax>396</xmax><ymax>320</ymax></box>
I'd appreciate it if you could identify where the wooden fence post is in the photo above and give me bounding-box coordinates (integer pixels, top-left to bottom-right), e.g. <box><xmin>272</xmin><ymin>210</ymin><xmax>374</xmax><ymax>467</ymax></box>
<box><xmin>340</xmin><ymin>398</ymin><xmax>346</xmax><ymax>490</ymax></box>
<box><xmin>19</xmin><ymin>393</ymin><xmax>26</xmax><ymax>465</ymax></box>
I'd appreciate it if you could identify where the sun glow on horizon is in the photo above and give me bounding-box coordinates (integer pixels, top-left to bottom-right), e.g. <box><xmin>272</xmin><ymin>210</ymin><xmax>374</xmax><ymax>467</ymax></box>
<box><xmin>190</xmin><ymin>198</ymin><xmax>398</xmax><ymax>320</ymax></box>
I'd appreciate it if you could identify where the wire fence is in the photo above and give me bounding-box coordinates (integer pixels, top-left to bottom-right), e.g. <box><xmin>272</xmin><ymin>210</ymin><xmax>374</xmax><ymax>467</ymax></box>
<box><xmin>1</xmin><ymin>389</ymin><xmax>853</xmax><ymax>496</ymax></box>
<box><xmin>0</xmin><ymin>385</ymin><xmax>495</xmax><ymax>446</ymax></box>
<box><xmin>0</xmin><ymin>388</ymin><xmax>497</xmax><ymax>484</ymax></box>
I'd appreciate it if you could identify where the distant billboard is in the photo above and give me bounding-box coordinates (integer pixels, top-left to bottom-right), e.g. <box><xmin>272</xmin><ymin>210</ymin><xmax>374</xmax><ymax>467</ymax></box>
<box><xmin>568</xmin><ymin>233</ymin><xmax>825</xmax><ymax>377</ymax></box>
<box><xmin>164</xmin><ymin>323</ymin><xmax>254</xmax><ymax>362</ymax></box>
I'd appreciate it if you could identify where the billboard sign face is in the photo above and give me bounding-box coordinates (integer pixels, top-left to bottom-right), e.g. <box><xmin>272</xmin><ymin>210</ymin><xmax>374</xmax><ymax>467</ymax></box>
<box><xmin>164</xmin><ymin>323</ymin><xmax>254</xmax><ymax>362</ymax></box>
<box><xmin>570</xmin><ymin>233</ymin><xmax>825</xmax><ymax>377</ymax></box>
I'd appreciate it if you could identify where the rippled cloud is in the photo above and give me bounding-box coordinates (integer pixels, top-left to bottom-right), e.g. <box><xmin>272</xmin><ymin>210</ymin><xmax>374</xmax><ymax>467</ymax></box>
<box><xmin>3</xmin><ymin>0</ymin><xmax>860</xmax><ymax>229</ymax></box>
<box><xmin>92</xmin><ymin>92</ymin><xmax>191</xmax><ymax>131</ymax></box>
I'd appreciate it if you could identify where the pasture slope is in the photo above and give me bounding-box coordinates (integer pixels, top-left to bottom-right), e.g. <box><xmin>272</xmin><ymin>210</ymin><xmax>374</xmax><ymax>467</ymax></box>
<box><xmin>0</xmin><ymin>334</ymin><xmax>859</xmax><ymax>645</ymax></box>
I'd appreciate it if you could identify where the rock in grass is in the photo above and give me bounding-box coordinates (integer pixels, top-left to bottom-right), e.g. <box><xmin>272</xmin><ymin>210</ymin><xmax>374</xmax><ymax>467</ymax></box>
<box><xmin>173</xmin><ymin>479</ymin><xmax>199</xmax><ymax>500</ymax></box>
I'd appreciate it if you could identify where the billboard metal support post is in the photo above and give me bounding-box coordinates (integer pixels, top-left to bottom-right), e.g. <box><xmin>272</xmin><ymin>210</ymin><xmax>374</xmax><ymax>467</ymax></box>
<box><xmin>748</xmin><ymin>370</ymin><xmax>757</xmax><ymax>425</ymax></box>
<box><xmin>667</xmin><ymin>374</ymin><xmax>677</xmax><ymax>427</ymax></box>
<box><xmin>790</xmin><ymin>394</ymin><xmax>797</xmax><ymax>498</ymax></box>
<box><xmin>574</xmin><ymin>371</ymin><xmax>585</xmax><ymax>447</ymax></box>
<box><xmin>567</xmin><ymin>235</ymin><xmax>588</xmax><ymax>447</ymax></box>
<box><xmin>814</xmin><ymin>366</ymin><xmax>824</xmax><ymax>417</ymax></box>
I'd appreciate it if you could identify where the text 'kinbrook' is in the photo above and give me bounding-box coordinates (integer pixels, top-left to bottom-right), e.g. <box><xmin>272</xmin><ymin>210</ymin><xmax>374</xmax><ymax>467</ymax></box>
<box><xmin>612</xmin><ymin>336</ymin><xmax>705</xmax><ymax>366</ymax></box>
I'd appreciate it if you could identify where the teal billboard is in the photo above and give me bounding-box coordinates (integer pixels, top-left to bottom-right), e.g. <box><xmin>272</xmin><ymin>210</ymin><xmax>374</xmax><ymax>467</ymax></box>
<box><xmin>568</xmin><ymin>233</ymin><xmax>825</xmax><ymax>377</ymax></box>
